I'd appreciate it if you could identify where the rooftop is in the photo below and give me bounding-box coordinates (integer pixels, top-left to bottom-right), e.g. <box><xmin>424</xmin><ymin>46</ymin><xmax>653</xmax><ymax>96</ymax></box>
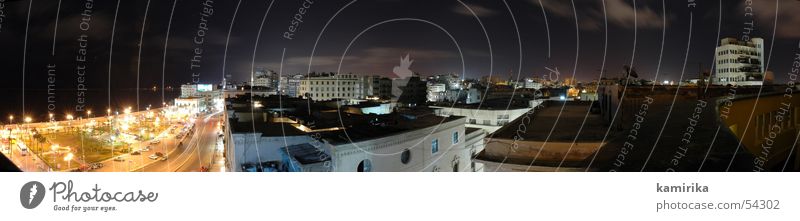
<box><xmin>491</xmin><ymin>101</ymin><xmax>606</xmax><ymax>142</ymax></box>
<box><xmin>283</xmin><ymin>143</ymin><xmax>331</xmax><ymax>165</ymax></box>
<box><xmin>316</xmin><ymin>111</ymin><xmax>465</xmax><ymax>145</ymax></box>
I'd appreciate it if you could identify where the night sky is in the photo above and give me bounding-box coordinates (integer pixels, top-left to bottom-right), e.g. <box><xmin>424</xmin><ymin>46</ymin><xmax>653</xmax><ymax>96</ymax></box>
<box><xmin>1</xmin><ymin>0</ymin><xmax>799</xmax><ymax>118</ymax></box>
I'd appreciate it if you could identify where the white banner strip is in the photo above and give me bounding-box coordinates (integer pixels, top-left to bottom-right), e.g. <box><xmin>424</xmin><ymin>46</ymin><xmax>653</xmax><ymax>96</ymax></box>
<box><xmin>0</xmin><ymin>173</ymin><xmax>797</xmax><ymax>221</ymax></box>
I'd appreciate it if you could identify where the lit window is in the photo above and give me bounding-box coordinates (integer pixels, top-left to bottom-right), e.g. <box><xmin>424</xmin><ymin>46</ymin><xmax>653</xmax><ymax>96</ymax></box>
<box><xmin>432</xmin><ymin>139</ymin><xmax>439</xmax><ymax>154</ymax></box>
<box><xmin>452</xmin><ymin>131</ymin><xmax>459</xmax><ymax>144</ymax></box>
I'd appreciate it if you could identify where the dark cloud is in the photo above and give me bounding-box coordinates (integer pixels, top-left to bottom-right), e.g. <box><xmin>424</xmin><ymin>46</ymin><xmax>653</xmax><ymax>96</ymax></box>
<box><xmin>453</xmin><ymin>3</ymin><xmax>497</xmax><ymax>17</ymax></box>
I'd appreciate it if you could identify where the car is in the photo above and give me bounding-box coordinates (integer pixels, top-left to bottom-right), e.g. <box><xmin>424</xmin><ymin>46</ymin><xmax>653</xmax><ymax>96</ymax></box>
<box><xmin>131</xmin><ymin>150</ymin><xmax>141</xmax><ymax>155</ymax></box>
<box><xmin>113</xmin><ymin>156</ymin><xmax>125</xmax><ymax>162</ymax></box>
<box><xmin>160</xmin><ymin>156</ymin><xmax>168</xmax><ymax>161</ymax></box>
<box><xmin>148</xmin><ymin>154</ymin><xmax>159</xmax><ymax>160</ymax></box>
<box><xmin>150</xmin><ymin>140</ymin><xmax>161</xmax><ymax>144</ymax></box>
<box><xmin>89</xmin><ymin>163</ymin><xmax>104</xmax><ymax>170</ymax></box>
<box><xmin>141</xmin><ymin>146</ymin><xmax>151</xmax><ymax>152</ymax></box>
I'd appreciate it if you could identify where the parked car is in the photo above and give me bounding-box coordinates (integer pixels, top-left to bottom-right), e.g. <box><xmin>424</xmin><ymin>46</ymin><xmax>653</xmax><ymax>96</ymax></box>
<box><xmin>89</xmin><ymin>163</ymin><xmax>104</xmax><ymax>170</ymax></box>
<box><xmin>142</xmin><ymin>146</ymin><xmax>151</xmax><ymax>152</ymax></box>
<box><xmin>148</xmin><ymin>154</ymin><xmax>159</xmax><ymax>160</ymax></box>
<box><xmin>113</xmin><ymin>156</ymin><xmax>125</xmax><ymax>162</ymax></box>
<box><xmin>150</xmin><ymin>140</ymin><xmax>161</xmax><ymax>144</ymax></box>
<box><xmin>131</xmin><ymin>150</ymin><xmax>141</xmax><ymax>155</ymax></box>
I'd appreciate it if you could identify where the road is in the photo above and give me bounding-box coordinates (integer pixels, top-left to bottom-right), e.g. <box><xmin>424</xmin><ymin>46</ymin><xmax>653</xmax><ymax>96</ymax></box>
<box><xmin>91</xmin><ymin>112</ymin><xmax>222</xmax><ymax>172</ymax></box>
<box><xmin>1</xmin><ymin>141</ymin><xmax>49</xmax><ymax>172</ymax></box>
<box><xmin>137</xmin><ymin>113</ymin><xmax>222</xmax><ymax>172</ymax></box>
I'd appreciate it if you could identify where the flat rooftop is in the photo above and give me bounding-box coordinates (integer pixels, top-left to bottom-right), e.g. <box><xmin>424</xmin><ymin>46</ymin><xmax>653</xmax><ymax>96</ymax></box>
<box><xmin>491</xmin><ymin>101</ymin><xmax>606</xmax><ymax>142</ymax></box>
<box><xmin>318</xmin><ymin>112</ymin><xmax>465</xmax><ymax>145</ymax></box>
<box><xmin>229</xmin><ymin>117</ymin><xmax>307</xmax><ymax>137</ymax></box>
<box><xmin>430</xmin><ymin>97</ymin><xmax>533</xmax><ymax>110</ymax></box>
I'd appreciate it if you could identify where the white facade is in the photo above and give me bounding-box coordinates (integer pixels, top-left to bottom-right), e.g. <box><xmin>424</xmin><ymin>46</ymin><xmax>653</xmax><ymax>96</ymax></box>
<box><xmin>327</xmin><ymin>117</ymin><xmax>470</xmax><ymax>172</ymax></box>
<box><xmin>181</xmin><ymin>84</ymin><xmax>198</xmax><ymax>98</ymax></box>
<box><xmin>714</xmin><ymin>37</ymin><xmax>765</xmax><ymax>85</ymax></box>
<box><xmin>298</xmin><ymin>74</ymin><xmax>365</xmax><ymax>101</ymax></box>
<box><xmin>252</xmin><ymin>75</ymin><xmax>272</xmax><ymax>88</ymax></box>
<box><xmin>175</xmin><ymin>98</ymin><xmax>201</xmax><ymax>113</ymax></box>
<box><xmin>426</xmin><ymin>83</ymin><xmax>447</xmax><ymax>102</ymax></box>
<box><xmin>431</xmin><ymin>105</ymin><xmax>536</xmax><ymax>133</ymax></box>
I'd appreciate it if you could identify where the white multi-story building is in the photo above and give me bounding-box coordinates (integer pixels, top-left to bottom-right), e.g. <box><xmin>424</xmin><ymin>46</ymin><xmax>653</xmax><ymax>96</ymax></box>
<box><xmin>714</xmin><ymin>37</ymin><xmax>765</xmax><ymax>86</ymax></box>
<box><xmin>181</xmin><ymin>84</ymin><xmax>198</xmax><ymax>98</ymax></box>
<box><xmin>223</xmin><ymin>94</ymin><xmax>482</xmax><ymax>172</ymax></box>
<box><xmin>279</xmin><ymin>74</ymin><xmax>304</xmax><ymax>97</ymax></box>
<box><xmin>304</xmin><ymin>115</ymin><xmax>471</xmax><ymax>172</ymax></box>
<box><xmin>426</xmin><ymin>83</ymin><xmax>447</xmax><ymax>102</ymax></box>
<box><xmin>362</xmin><ymin>75</ymin><xmax>393</xmax><ymax>99</ymax></box>
<box><xmin>298</xmin><ymin>73</ymin><xmax>365</xmax><ymax>101</ymax></box>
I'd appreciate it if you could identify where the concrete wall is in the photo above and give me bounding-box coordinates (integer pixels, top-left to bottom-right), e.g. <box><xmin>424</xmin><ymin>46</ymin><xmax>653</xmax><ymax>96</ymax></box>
<box><xmin>432</xmin><ymin>106</ymin><xmax>533</xmax><ymax>133</ymax></box>
<box><xmin>720</xmin><ymin>92</ymin><xmax>800</xmax><ymax>169</ymax></box>
<box><xmin>483</xmin><ymin>139</ymin><xmax>604</xmax><ymax>165</ymax></box>
<box><xmin>330</xmin><ymin>119</ymin><xmax>471</xmax><ymax>172</ymax></box>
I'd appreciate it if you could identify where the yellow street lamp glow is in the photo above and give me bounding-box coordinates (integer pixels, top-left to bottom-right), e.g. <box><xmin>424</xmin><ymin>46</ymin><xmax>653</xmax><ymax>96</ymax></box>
<box><xmin>51</xmin><ymin>144</ymin><xmax>60</xmax><ymax>152</ymax></box>
<box><xmin>66</xmin><ymin>114</ymin><xmax>74</xmax><ymax>121</ymax></box>
<box><xmin>9</xmin><ymin>115</ymin><xmax>13</xmax><ymax>121</ymax></box>
<box><xmin>24</xmin><ymin>117</ymin><xmax>32</xmax><ymax>123</ymax></box>
<box><xmin>64</xmin><ymin>153</ymin><xmax>74</xmax><ymax>161</ymax></box>
<box><xmin>87</xmin><ymin>110</ymin><xmax>92</xmax><ymax>116</ymax></box>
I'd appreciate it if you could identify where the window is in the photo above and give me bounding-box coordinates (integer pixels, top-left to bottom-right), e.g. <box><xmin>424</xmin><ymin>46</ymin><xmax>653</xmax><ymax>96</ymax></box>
<box><xmin>483</xmin><ymin>120</ymin><xmax>491</xmax><ymax>125</ymax></box>
<box><xmin>431</xmin><ymin>139</ymin><xmax>439</xmax><ymax>154</ymax></box>
<box><xmin>452</xmin><ymin>131</ymin><xmax>459</xmax><ymax>144</ymax></box>
<box><xmin>469</xmin><ymin>119</ymin><xmax>476</xmax><ymax>124</ymax></box>
<box><xmin>401</xmin><ymin>149</ymin><xmax>411</xmax><ymax>164</ymax></box>
<box><xmin>357</xmin><ymin>159</ymin><xmax>372</xmax><ymax>172</ymax></box>
<box><xmin>452</xmin><ymin>156</ymin><xmax>461</xmax><ymax>172</ymax></box>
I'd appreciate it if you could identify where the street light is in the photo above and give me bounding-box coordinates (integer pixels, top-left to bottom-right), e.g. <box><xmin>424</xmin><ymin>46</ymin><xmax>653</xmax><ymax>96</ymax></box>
<box><xmin>8</xmin><ymin>115</ymin><xmax>13</xmax><ymax>124</ymax></box>
<box><xmin>24</xmin><ymin>117</ymin><xmax>32</xmax><ymax>124</ymax></box>
<box><xmin>49</xmin><ymin>113</ymin><xmax>54</xmax><ymax>122</ymax></box>
<box><xmin>66</xmin><ymin>114</ymin><xmax>74</xmax><ymax>121</ymax></box>
<box><xmin>51</xmin><ymin>144</ymin><xmax>59</xmax><ymax>170</ymax></box>
<box><xmin>87</xmin><ymin>110</ymin><xmax>92</xmax><ymax>118</ymax></box>
<box><xmin>64</xmin><ymin>153</ymin><xmax>74</xmax><ymax>170</ymax></box>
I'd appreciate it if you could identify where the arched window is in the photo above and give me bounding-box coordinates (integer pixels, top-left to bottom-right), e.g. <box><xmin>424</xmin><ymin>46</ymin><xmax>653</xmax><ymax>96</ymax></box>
<box><xmin>401</xmin><ymin>149</ymin><xmax>411</xmax><ymax>164</ymax></box>
<box><xmin>357</xmin><ymin>159</ymin><xmax>372</xmax><ymax>172</ymax></box>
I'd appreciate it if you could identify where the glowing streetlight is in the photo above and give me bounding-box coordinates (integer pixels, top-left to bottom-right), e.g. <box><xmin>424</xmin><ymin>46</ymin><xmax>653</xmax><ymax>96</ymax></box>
<box><xmin>124</xmin><ymin>107</ymin><xmax>132</xmax><ymax>115</ymax></box>
<box><xmin>64</xmin><ymin>153</ymin><xmax>74</xmax><ymax>169</ymax></box>
<box><xmin>87</xmin><ymin>110</ymin><xmax>92</xmax><ymax>118</ymax></box>
<box><xmin>49</xmin><ymin>113</ymin><xmax>54</xmax><ymax>121</ymax></box>
<box><xmin>66</xmin><ymin>114</ymin><xmax>74</xmax><ymax>121</ymax></box>
<box><xmin>8</xmin><ymin>115</ymin><xmax>13</xmax><ymax>124</ymax></box>
<box><xmin>107</xmin><ymin>108</ymin><xmax>112</xmax><ymax>116</ymax></box>
<box><xmin>24</xmin><ymin>117</ymin><xmax>32</xmax><ymax>124</ymax></box>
